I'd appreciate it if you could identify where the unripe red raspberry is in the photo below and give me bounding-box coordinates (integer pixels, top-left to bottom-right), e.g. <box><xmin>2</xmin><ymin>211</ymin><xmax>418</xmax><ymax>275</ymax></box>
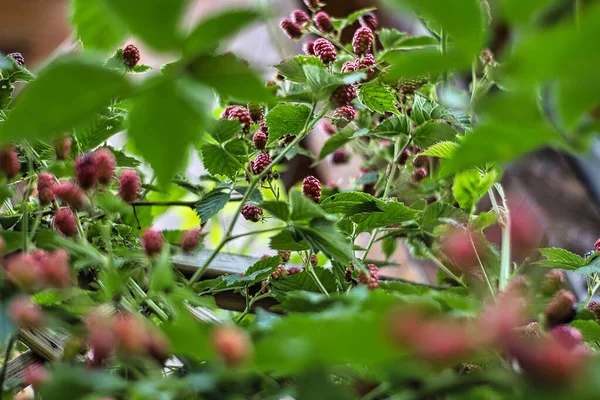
<box><xmin>291</xmin><ymin>9</ymin><xmax>310</xmax><ymax>26</ymax></box>
<box><xmin>358</xmin><ymin>264</ymin><xmax>379</xmax><ymax>289</ymax></box>
<box><xmin>54</xmin><ymin>207</ymin><xmax>78</xmax><ymax>237</ymax></box>
<box><xmin>180</xmin><ymin>228</ymin><xmax>201</xmax><ymax>253</ymax></box>
<box><xmin>0</xmin><ymin>146</ymin><xmax>20</xmax><ymax>179</ymax></box>
<box><xmin>278</xmin><ymin>250</ymin><xmax>291</xmax><ymax>264</ymax></box>
<box><xmin>24</xmin><ymin>365</ymin><xmax>50</xmax><ymax>388</ymax></box>
<box><xmin>86</xmin><ymin>315</ymin><xmax>116</xmax><ymax>367</ymax></box>
<box><xmin>320</xmin><ymin>119</ymin><xmax>337</xmax><ymax>136</ymax></box>
<box><xmin>142</xmin><ymin>229</ymin><xmax>164</xmax><ymax>256</ymax></box>
<box><xmin>588</xmin><ymin>301</ymin><xmax>600</xmax><ymax>320</ymax></box>
<box><xmin>123</xmin><ymin>44</ymin><xmax>140</xmax><ymax>68</ymax></box>
<box><xmin>313</xmin><ymin>38</ymin><xmax>336</xmax><ymax>64</ymax></box>
<box><xmin>551</xmin><ymin>325</ymin><xmax>583</xmax><ymax>350</ymax></box>
<box><xmin>4</xmin><ymin>254</ymin><xmax>43</xmax><ymax>291</ymax></box>
<box><xmin>118</xmin><ymin>169</ymin><xmax>141</xmax><ymax>204</ymax></box>
<box><xmin>595</xmin><ymin>237</ymin><xmax>600</xmax><ymax>251</ymax></box>
<box><xmin>358</xmin><ymin>54</ymin><xmax>376</xmax><ymax>78</ymax></box>
<box><xmin>314</xmin><ymin>11</ymin><xmax>333</xmax><ymax>33</ymax></box>
<box><xmin>303</xmin><ymin>40</ymin><xmax>315</xmax><ymax>55</ymax></box>
<box><xmin>37</xmin><ymin>172</ymin><xmax>57</xmax><ymax>206</ymax></box>
<box><xmin>95</xmin><ymin>148</ymin><xmax>116</xmax><ymax>185</ymax></box>
<box><xmin>302</xmin><ymin>175</ymin><xmax>321</xmax><ymax>203</ymax></box>
<box><xmin>53</xmin><ymin>181</ymin><xmax>86</xmax><ymax>209</ymax></box>
<box><xmin>332</xmin><ymin>105</ymin><xmax>357</xmax><ymax>128</ymax></box>
<box><xmin>412</xmin><ymin>155</ymin><xmax>428</xmax><ymax>167</ymax></box>
<box><xmin>412</xmin><ymin>167</ymin><xmax>427</xmax><ymax>182</ymax></box>
<box><xmin>271</xmin><ymin>265</ymin><xmax>287</xmax><ymax>279</ymax></box>
<box><xmin>331</xmin><ymin>84</ymin><xmax>356</xmax><ymax>107</ymax></box>
<box><xmin>541</xmin><ymin>269</ymin><xmax>565</xmax><ymax>296</ymax></box>
<box><xmin>221</xmin><ymin>105</ymin><xmax>236</xmax><ymax>119</ymax></box>
<box><xmin>39</xmin><ymin>249</ymin><xmax>73</xmax><ymax>288</ymax></box>
<box><xmin>279</xmin><ymin>18</ymin><xmax>303</xmax><ymax>39</ymax></box>
<box><xmin>303</xmin><ymin>0</ymin><xmax>322</xmax><ymax>10</ymax></box>
<box><xmin>310</xmin><ymin>254</ymin><xmax>318</xmax><ymax>267</ymax></box>
<box><xmin>146</xmin><ymin>328</ymin><xmax>171</xmax><ymax>364</ymax></box>
<box><xmin>9</xmin><ymin>296</ymin><xmax>45</xmax><ymax>328</ymax></box>
<box><xmin>251</xmin><ymin>153</ymin><xmax>272</xmax><ymax>175</ymax></box>
<box><xmin>352</xmin><ymin>27</ymin><xmax>374</xmax><ymax>56</ymax></box>
<box><xmin>331</xmin><ymin>148</ymin><xmax>350</xmax><ymax>164</ymax></box>
<box><xmin>440</xmin><ymin>227</ymin><xmax>480</xmax><ymax>272</ymax></box>
<box><xmin>53</xmin><ymin>135</ymin><xmax>72</xmax><ymax>160</ymax></box>
<box><xmin>544</xmin><ymin>290</ymin><xmax>576</xmax><ymax>327</ymax></box>
<box><xmin>248</xmin><ymin>103</ymin><xmax>264</xmax><ymax>123</ymax></box>
<box><xmin>359</xmin><ymin>12</ymin><xmax>379</xmax><ymax>31</ymax></box>
<box><xmin>252</xmin><ymin>130</ymin><xmax>268</xmax><ymax>150</ymax></box>
<box><xmin>341</xmin><ymin>60</ymin><xmax>358</xmax><ymax>73</ymax></box>
<box><xmin>212</xmin><ymin>326</ymin><xmax>252</xmax><ymax>367</ymax></box>
<box><xmin>288</xmin><ymin>266</ymin><xmax>302</xmax><ymax>275</ymax></box>
<box><xmin>241</xmin><ymin>203</ymin><xmax>263</xmax><ymax>222</ymax></box>
<box><xmin>114</xmin><ymin>315</ymin><xmax>150</xmax><ymax>355</ymax></box>
<box><xmin>75</xmin><ymin>153</ymin><xmax>98</xmax><ymax>190</ymax></box>
<box><xmin>228</xmin><ymin>105</ymin><xmax>252</xmax><ymax>132</ymax></box>
<box><xmin>398</xmin><ymin>149</ymin><xmax>411</xmax><ymax>165</ymax></box>
<box><xmin>7</xmin><ymin>52</ymin><xmax>25</xmax><ymax>66</ymax></box>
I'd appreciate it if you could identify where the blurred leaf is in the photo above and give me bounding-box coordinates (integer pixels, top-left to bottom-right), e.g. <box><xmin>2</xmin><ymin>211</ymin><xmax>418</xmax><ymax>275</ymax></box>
<box><xmin>265</xmin><ymin>103</ymin><xmax>312</xmax><ymax>145</ymax></box>
<box><xmin>95</xmin><ymin>192</ymin><xmax>130</xmax><ymax>215</ymax></box>
<box><xmin>290</xmin><ymin>190</ymin><xmax>328</xmax><ymax>221</ymax></box>
<box><xmin>396</xmin><ymin>35</ymin><xmax>439</xmax><ymax>49</ymax></box>
<box><xmin>37</xmin><ymin>366</ymin><xmax>126</xmax><ymax>400</ymax></box>
<box><xmin>233</xmin><ymin>185</ymin><xmax>262</xmax><ymax>203</ymax></box>
<box><xmin>260</xmin><ymin>200</ymin><xmax>291</xmax><ymax>221</ymax></box>
<box><xmin>0</xmin><ymin>303</ymin><xmax>17</xmax><ymax>342</ymax></box>
<box><xmin>452</xmin><ymin>168</ymin><xmax>498</xmax><ymax>212</ymax></box>
<box><xmin>379</xmin><ymin>28</ymin><xmax>407</xmax><ymax>49</ymax></box>
<box><xmin>498</xmin><ymin>0</ymin><xmax>555</xmax><ymax>24</ymax></box>
<box><xmin>275</xmin><ymin>55</ymin><xmax>323</xmax><ymax>83</ymax></box>
<box><xmin>574</xmin><ymin>256</ymin><xmax>600</xmax><ymax>276</ymax></box>
<box><xmin>185</xmin><ymin>9</ymin><xmax>261</xmax><ymax>56</ymax></box>
<box><xmin>195</xmin><ymin>190</ymin><xmax>230</xmax><ymax>223</ymax></box>
<box><xmin>412</xmin><ymin>121</ymin><xmax>457</xmax><ymax>148</ymax></box>
<box><xmin>382</xmin><ymin>236</ymin><xmax>398</xmax><ymax>260</ymax></box>
<box><xmin>270</xmin><ymin>228</ymin><xmax>311</xmax><ymax>251</ymax></box>
<box><xmin>128</xmin><ymin>77</ymin><xmax>207</xmax><ymax>184</ymax></box>
<box><xmin>420</xmin><ymin>140</ymin><xmax>459</xmax><ymax>158</ymax></box>
<box><xmin>358</xmin><ymin>82</ymin><xmax>398</xmax><ymax>114</ymax></box>
<box><xmin>296</xmin><ymin>369</ymin><xmax>354</xmax><ymax>400</ymax></box>
<box><xmin>571</xmin><ymin>320</ymin><xmax>600</xmax><ymax>342</ymax></box>
<box><xmin>163</xmin><ymin>312</ymin><xmax>214</xmax><ymax>359</ymax></box>
<box><xmin>200</xmin><ymin>140</ymin><xmax>247</xmax><ymax>179</ymax></box>
<box><xmin>104</xmin><ymin>0</ymin><xmax>188</xmax><ymax>50</ymax></box>
<box><xmin>0</xmin><ymin>55</ymin><xmax>131</xmax><ymax>143</ymax></box>
<box><xmin>0</xmin><ymin>79</ymin><xmax>14</xmax><ymax>110</ymax></box>
<box><xmin>72</xmin><ymin>0</ymin><xmax>128</xmax><ymax>50</ymax></box>
<box><xmin>383</xmin><ymin>49</ymin><xmax>469</xmax><ymax>82</ymax></box>
<box><xmin>207</xmin><ymin>118</ymin><xmax>242</xmax><ymax>143</ymax></box>
<box><xmin>150</xmin><ymin>248</ymin><xmax>176</xmax><ymax>293</ymax></box>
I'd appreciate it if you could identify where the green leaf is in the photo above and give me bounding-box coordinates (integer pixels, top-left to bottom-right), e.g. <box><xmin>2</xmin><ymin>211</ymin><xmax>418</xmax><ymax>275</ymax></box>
<box><xmin>128</xmin><ymin>77</ymin><xmax>207</xmax><ymax>184</ymax></box>
<box><xmin>353</xmin><ymin>200</ymin><xmax>418</xmax><ymax>233</ymax></box>
<box><xmin>379</xmin><ymin>28</ymin><xmax>407</xmax><ymax>50</ymax></box>
<box><xmin>270</xmin><ymin>228</ymin><xmax>311</xmax><ymax>251</ymax></box>
<box><xmin>95</xmin><ymin>192</ymin><xmax>130</xmax><ymax>215</ymax></box>
<box><xmin>570</xmin><ymin>320</ymin><xmax>600</xmax><ymax>342</ymax></box>
<box><xmin>574</xmin><ymin>256</ymin><xmax>600</xmax><ymax>276</ymax></box>
<box><xmin>370</xmin><ymin>115</ymin><xmax>411</xmax><ymax>137</ymax></box>
<box><xmin>132</xmin><ymin>64</ymin><xmax>152</xmax><ymax>73</ymax></box>
<box><xmin>185</xmin><ymin>9</ymin><xmax>261</xmax><ymax>56</ymax></box>
<box><xmin>0</xmin><ymin>55</ymin><xmax>131</xmax><ymax>143</ymax></box>
<box><xmin>233</xmin><ymin>185</ymin><xmax>262</xmax><ymax>203</ymax></box>
<box><xmin>304</xmin><ymin>65</ymin><xmax>345</xmax><ymax>100</ymax></box>
<box><xmin>265</xmin><ymin>103</ymin><xmax>312</xmax><ymax>145</ymax></box>
<box><xmin>382</xmin><ymin>236</ymin><xmax>398</xmax><ymax>260</ymax></box>
<box><xmin>260</xmin><ymin>201</ymin><xmax>291</xmax><ymax>221</ymax></box>
<box><xmin>0</xmin><ymin>303</ymin><xmax>17</xmax><ymax>342</ymax></box>
<box><xmin>296</xmin><ymin>219</ymin><xmax>354</xmax><ymax>263</ymax></box>
<box><xmin>535</xmin><ymin>247</ymin><xmax>585</xmax><ymax>271</ymax></box>
<box><xmin>499</xmin><ymin>0</ymin><xmax>561</xmax><ymax>25</ymax></box>
<box><xmin>163</xmin><ymin>312</ymin><xmax>214</xmax><ymax>360</ymax></box>
<box><xmin>290</xmin><ymin>190</ymin><xmax>328</xmax><ymax>221</ymax></box>
<box><xmin>317</xmin><ymin>129</ymin><xmax>354</xmax><ymax>161</ymax></box>
<box><xmin>383</xmin><ymin>48</ymin><xmax>469</xmax><ymax>82</ymax></box>
<box><xmin>188</xmin><ymin>54</ymin><xmax>273</xmax><ymax>103</ymax></box>
<box><xmin>358</xmin><ymin>82</ymin><xmax>398</xmax><ymax>114</ymax></box>
<box><xmin>395</xmin><ymin>35</ymin><xmax>439</xmax><ymax>49</ymax></box>
<box><xmin>321</xmin><ymin>191</ymin><xmax>383</xmax><ymax>216</ymax></box>
<box><xmin>72</xmin><ymin>0</ymin><xmax>128</xmax><ymax>50</ymax></box>
<box><xmin>452</xmin><ymin>168</ymin><xmax>498</xmax><ymax>212</ymax></box>
<box><xmin>207</xmin><ymin>118</ymin><xmax>242</xmax><ymax>144</ymax></box>
<box><xmin>419</xmin><ymin>141</ymin><xmax>459</xmax><ymax>159</ymax></box>
<box><xmin>473</xmin><ymin>210</ymin><xmax>498</xmax><ymax>230</ymax></box>
<box><xmin>150</xmin><ymin>248</ymin><xmax>176</xmax><ymax>293</ymax></box>
<box><xmin>195</xmin><ymin>190</ymin><xmax>230</xmax><ymax>223</ymax></box>
<box><xmin>275</xmin><ymin>55</ymin><xmax>323</xmax><ymax>83</ymax></box>
<box><xmin>411</xmin><ymin>95</ymin><xmax>463</xmax><ymax>127</ymax></box>
<box><xmin>74</xmin><ymin>107</ymin><xmax>126</xmax><ymax>151</ymax></box>
<box><xmin>0</xmin><ymin>79</ymin><xmax>14</xmax><ymax>110</ymax></box>
<box><xmin>412</xmin><ymin>121</ymin><xmax>457</xmax><ymax>148</ymax></box>
<box><xmin>109</xmin><ymin>147</ymin><xmax>141</xmax><ymax>168</ymax></box>
<box><xmin>200</xmin><ymin>140</ymin><xmax>247</xmax><ymax>179</ymax></box>
<box><xmin>104</xmin><ymin>0</ymin><xmax>188</xmax><ymax>50</ymax></box>
<box><xmin>271</xmin><ymin>269</ymin><xmax>338</xmax><ymax>296</ymax></box>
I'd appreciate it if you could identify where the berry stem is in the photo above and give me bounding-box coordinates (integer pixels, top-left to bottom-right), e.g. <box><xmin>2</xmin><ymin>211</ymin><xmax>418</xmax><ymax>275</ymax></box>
<box><xmin>235</xmin><ymin>291</ymin><xmax>272</xmax><ymax>324</ymax></box>
<box><xmin>228</xmin><ymin>226</ymin><xmax>285</xmax><ymax>241</ymax></box>
<box><xmin>133</xmin><ymin>200</ymin><xmax>197</xmax><ymax>207</ymax></box>
<box><xmin>127</xmin><ymin>278</ymin><xmax>168</xmax><ymax>322</ymax></box>
<box><xmin>426</xmin><ymin>252</ymin><xmax>467</xmax><ymax>288</ymax></box>
<box><xmin>489</xmin><ymin>184</ymin><xmax>511</xmax><ymax>291</ymax></box>
<box><xmin>308</xmin><ymin>267</ymin><xmax>330</xmax><ymax>297</ymax></box>
<box><xmin>0</xmin><ymin>335</ymin><xmax>17</xmax><ymax>390</ymax></box>
<box><xmin>470</xmin><ymin>235</ymin><xmax>495</xmax><ymax>299</ymax></box>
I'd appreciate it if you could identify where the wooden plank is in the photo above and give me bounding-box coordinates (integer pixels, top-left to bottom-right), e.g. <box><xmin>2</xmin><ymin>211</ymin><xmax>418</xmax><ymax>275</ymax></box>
<box><xmin>3</xmin><ymin>350</ymin><xmax>44</xmax><ymax>392</ymax></box>
<box><xmin>173</xmin><ymin>251</ymin><xmax>254</xmax><ymax>278</ymax></box>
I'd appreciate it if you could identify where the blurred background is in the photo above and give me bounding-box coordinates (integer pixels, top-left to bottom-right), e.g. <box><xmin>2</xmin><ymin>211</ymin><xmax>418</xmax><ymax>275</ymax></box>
<box><xmin>2</xmin><ymin>0</ymin><xmax>599</xmax><ymax>296</ymax></box>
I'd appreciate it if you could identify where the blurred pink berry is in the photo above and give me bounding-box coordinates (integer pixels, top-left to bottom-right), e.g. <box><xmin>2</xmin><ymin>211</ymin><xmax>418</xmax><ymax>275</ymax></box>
<box><xmin>541</xmin><ymin>269</ymin><xmax>565</xmax><ymax>296</ymax></box>
<box><xmin>279</xmin><ymin>18</ymin><xmax>303</xmax><ymax>39</ymax></box>
<box><xmin>95</xmin><ymin>148</ymin><xmax>117</xmax><ymax>185</ymax></box>
<box><xmin>123</xmin><ymin>44</ymin><xmax>140</xmax><ymax>68</ymax></box>
<box><xmin>24</xmin><ymin>364</ymin><xmax>50</xmax><ymax>388</ymax></box>
<box><xmin>118</xmin><ymin>169</ymin><xmax>141</xmax><ymax>204</ymax></box>
<box><xmin>359</xmin><ymin>12</ymin><xmax>379</xmax><ymax>31</ymax></box>
<box><xmin>75</xmin><ymin>153</ymin><xmax>98</xmax><ymax>190</ymax></box>
<box><xmin>53</xmin><ymin>181</ymin><xmax>86</xmax><ymax>209</ymax></box>
<box><xmin>0</xmin><ymin>146</ymin><xmax>20</xmax><ymax>179</ymax></box>
<box><xmin>37</xmin><ymin>172</ymin><xmax>57</xmax><ymax>205</ymax></box>
<box><xmin>180</xmin><ymin>228</ymin><xmax>201</xmax><ymax>253</ymax></box>
<box><xmin>303</xmin><ymin>41</ymin><xmax>315</xmax><ymax>55</ymax></box>
<box><xmin>278</xmin><ymin>250</ymin><xmax>291</xmax><ymax>263</ymax></box>
<box><xmin>333</xmin><ymin>105</ymin><xmax>357</xmax><ymax>128</ymax></box>
<box><xmin>287</xmin><ymin>266</ymin><xmax>302</xmax><ymax>275</ymax></box>
<box><xmin>39</xmin><ymin>249</ymin><xmax>72</xmax><ymax>288</ymax></box>
<box><xmin>310</xmin><ymin>254</ymin><xmax>318</xmax><ymax>267</ymax></box>
<box><xmin>341</xmin><ymin>60</ymin><xmax>357</xmax><ymax>73</ymax></box>
<box><xmin>9</xmin><ymin>296</ymin><xmax>45</xmax><ymax>328</ymax></box>
<box><xmin>212</xmin><ymin>326</ymin><xmax>252</xmax><ymax>367</ymax></box>
<box><xmin>302</xmin><ymin>176</ymin><xmax>321</xmax><ymax>203</ymax></box>
<box><xmin>412</xmin><ymin>167</ymin><xmax>427</xmax><ymax>182</ymax></box>
<box><xmin>303</xmin><ymin>0</ymin><xmax>321</xmax><ymax>10</ymax></box>
<box><xmin>358</xmin><ymin>264</ymin><xmax>379</xmax><ymax>289</ymax></box>
<box><xmin>114</xmin><ymin>315</ymin><xmax>150</xmax><ymax>355</ymax></box>
<box><xmin>440</xmin><ymin>227</ymin><xmax>482</xmax><ymax>273</ymax></box>
<box><xmin>588</xmin><ymin>301</ymin><xmax>600</xmax><ymax>320</ymax></box>
<box><xmin>271</xmin><ymin>265</ymin><xmax>287</xmax><ymax>279</ymax></box>
<box><xmin>320</xmin><ymin>119</ymin><xmax>337</xmax><ymax>136</ymax></box>
<box><xmin>551</xmin><ymin>326</ymin><xmax>583</xmax><ymax>350</ymax></box>
<box><xmin>142</xmin><ymin>229</ymin><xmax>164</xmax><ymax>256</ymax></box>
<box><xmin>331</xmin><ymin>84</ymin><xmax>356</xmax><ymax>106</ymax></box>
<box><xmin>358</xmin><ymin>54</ymin><xmax>376</xmax><ymax>78</ymax></box>
<box><xmin>331</xmin><ymin>148</ymin><xmax>350</xmax><ymax>164</ymax></box>
<box><xmin>54</xmin><ymin>207</ymin><xmax>78</xmax><ymax>237</ymax></box>
<box><xmin>291</xmin><ymin>9</ymin><xmax>310</xmax><ymax>25</ymax></box>
<box><xmin>5</xmin><ymin>254</ymin><xmax>43</xmax><ymax>291</ymax></box>
<box><xmin>53</xmin><ymin>136</ymin><xmax>72</xmax><ymax>160</ymax></box>
<box><xmin>314</xmin><ymin>11</ymin><xmax>333</xmax><ymax>32</ymax></box>
<box><xmin>313</xmin><ymin>38</ymin><xmax>336</xmax><ymax>64</ymax></box>
<box><xmin>544</xmin><ymin>290</ymin><xmax>576</xmax><ymax>326</ymax></box>
<box><xmin>241</xmin><ymin>203</ymin><xmax>263</xmax><ymax>222</ymax></box>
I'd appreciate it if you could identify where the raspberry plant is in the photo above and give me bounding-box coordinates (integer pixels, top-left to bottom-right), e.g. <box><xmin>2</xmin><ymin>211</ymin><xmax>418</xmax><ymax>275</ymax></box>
<box><xmin>1</xmin><ymin>0</ymin><xmax>600</xmax><ymax>399</ymax></box>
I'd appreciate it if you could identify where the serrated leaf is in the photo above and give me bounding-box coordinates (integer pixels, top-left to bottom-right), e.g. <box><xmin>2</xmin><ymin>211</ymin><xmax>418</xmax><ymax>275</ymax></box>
<box><xmin>411</xmin><ymin>95</ymin><xmax>463</xmax><ymax>127</ymax></box>
<box><xmin>353</xmin><ymin>200</ymin><xmax>418</xmax><ymax>233</ymax></box>
<box><xmin>270</xmin><ymin>228</ymin><xmax>311</xmax><ymax>251</ymax></box>
<box><xmin>395</xmin><ymin>35</ymin><xmax>439</xmax><ymax>49</ymax></box>
<box><xmin>358</xmin><ymin>82</ymin><xmax>398</xmax><ymax>114</ymax></box>
<box><xmin>419</xmin><ymin>141</ymin><xmax>459</xmax><ymax>159</ymax></box>
<box><xmin>321</xmin><ymin>191</ymin><xmax>383</xmax><ymax>216</ymax></box>
<box><xmin>108</xmin><ymin>147</ymin><xmax>141</xmax><ymax>168</ymax></box>
<box><xmin>317</xmin><ymin>129</ymin><xmax>353</xmax><ymax>161</ymax></box>
<box><xmin>452</xmin><ymin>168</ymin><xmax>497</xmax><ymax>212</ymax></box>
<box><xmin>370</xmin><ymin>115</ymin><xmax>411</xmax><ymax>137</ymax></box>
<box><xmin>0</xmin><ymin>79</ymin><xmax>14</xmax><ymax>109</ymax></box>
<box><xmin>72</xmin><ymin>0</ymin><xmax>128</xmax><ymax>50</ymax></box>
<box><xmin>290</xmin><ymin>190</ymin><xmax>328</xmax><ymax>221</ymax></box>
<box><xmin>412</xmin><ymin>121</ymin><xmax>457</xmax><ymax>148</ymax></box>
<box><xmin>200</xmin><ymin>140</ymin><xmax>247</xmax><ymax>179</ymax></box>
<box><xmin>75</xmin><ymin>107</ymin><xmax>126</xmax><ymax>151</ymax></box>
<box><xmin>296</xmin><ymin>219</ymin><xmax>354</xmax><ymax>264</ymax></box>
<box><xmin>574</xmin><ymin>257</ymin><xmax>600</xmax><ymax>276</ymax></box>
<box><xmin>379</xmin><ymin>28</ymin><xmax>407</xmax><ymax>50</ymax></box>
<box><xmin>244</xmin><ymin>255</ymin><xmax>282</xmax><ymax>277</ymax></box>
<box><xmin>271</xmin><ymin>268</ymin><xmax>338</xmax><ymax>295</ymax></box>
<box><xmin>265</xmin><ymin>103</ymin><xmax>312</xmax><ymax>145</ymax></box>
<box><xmin>304</xmin><ymin>65</ymin><xmax>342</xmax><ymax>99</ymax></box>
<box><xmin>195</xmin><ymin>190</ymin><xmax>230</xmax><ymax>222</ymax></box>
<box><xmin>208</xmin><ymin>118</ymin><xmax>242</xmax><ymax>143</ymax></box>
<box><xmin>260</xmin><ymin>201</ymin><xmax>290</xmax><ymax>221</ymax></box>
<box><xmin>535</xmin><ymin>247</ymin><xmax>585</xmax><ymax>271</ymax></box>
<box><xmin>420</xmin><ymin>202</ymin><xmax>467</xmax><ymax>233</ymax></box>
<box><xmin>275</xmin><ymin>55</ymin><xmax>324</xmax><ymax>83</ymax></box>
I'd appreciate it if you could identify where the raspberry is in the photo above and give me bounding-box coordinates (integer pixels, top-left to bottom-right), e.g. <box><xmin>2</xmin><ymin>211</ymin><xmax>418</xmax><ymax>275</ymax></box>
<box><xmin>359</xmin><ymin>12</ymin><xmax>379</xmax><ymax>31</ymax></box>
<box><xmin>24</xmin><ymin>365</ymin><xmax>50</xmax><ymax>388</ymax></box>
<box><xmin>75</xmin><ymin>153</ymin><xmax>98</xmax><ymax>190</ymax></box>
<box><xmin>252</xmin><ymin>130</ymin><xmax>268</xmax><ymax>150</ymax></box>
<box><xmin>551</xmin><ymin>325</ymin><xmax>583</xmax><ymax>350</ymax></box>
<box><xmin>358</xmin><ymin>54</ymin><xmax>376</xmax><ymax>78</ymax></box>
<box><xmin>288</xmin><ymin>266</ymin><xmax>302</xmax><ymax>275</ymax></box>
<box><xmin>241</xmin><ymin>203</ymin><xmax>263</xmax><ymax>222</ymax></box>
<box><xmin>588</xmin><ymin>301</ymin><xmax>600</xmax><ymax>320</ymax></box>
<box><xmin>251</xmin><ymin>153</ymin><xmax>272</xmax><ymax>175</ymax></box>
<box><xmin>123</xmin><ymin>44</ymin><xmax>140</xmax><ymax>68</ymax></box>
<box><xmin>440</xmin><ymin>227</ymin><xmax>480</xmax><ymax>272</ymax></box>
<box><xmin>278</xmin><ymin>250</ymin><xmax>291</xmax><ymax>263</ymax></box>
<box><xmin>9</xmin><ymin>296</ymin><xmax>45</xmax><ymax>328</ymax></box>
<box><xmin>595</xmin><ymin>237</ymin><xmax>600</xmax><ymax>251</ymax></box>
<box><xmin>291</xmin><ymin>9</ymin><xmax>310</xmax><ymax>26</ymax></box>
<box><xmin>352</xmin><ymin>27</ymin><xmax>374</xmax><ymax>55</ymax></box>
<box><xmin>397</xmin><ymin>149</ymin><xmax>411</xmax><ymax>165</ymax></box>
<box><xmin>212</xmin><ymin>326</ymin><xmax>252</xmax><ymax>367</ymax></box>
<box><xmin>37</xmin><ymin>172</ymin><xmax>57</xmax><ymax>206</ymax></box>
<box><xmin>86</xmin><ymin>315</ymin><xmax>116</xmax><ymax>367</ymax></box>
<box><xmin>331</xmin><ymin>148</ymin><xmax>350</xmax><ymax>164</ymax></box>
<box><xmin>118</xmin><ymin>169</ymin><xmax>141</xmax><ymax>204</ymax></box>
<box><xmin>180</xmin><ymin>228</ymin><xmax>201</xmax><ymax>253</ymax></box>
<box><xmin>248</xmin><ymin>103</ymin><xmax>264</xmax><ymax>123</ymax></box>
<box><xmin>221</xmin><ymin>105</ymin><xmax>236</xmax><ymax>119</ymax></box>
<box><xmin>310</xmin><ymin>254</ymin><xmax>318</xmax><ymax>267</ymax></box>
<box><xmin>142</xmin><ymin>229</ymin><xmax>164</xmax><ymax>256</ymax></box>
<box><xmin>331</xmin><ymin>84</ymin><xmax>356</xmax><ymax>107</ymax></box>
<box><xmin>344</xmin><ymin>266</ymin><xmax>353</xmax><ymax>282</ymax></box>
<box><xmin>314</xmin><ymin>11</ymin><xmax>333</xmax><ymax>33</ymax></box>
<box><xmin>0</xmin><ymin>146</ymin><xmax>20</xmax><ymax>179</ymax></box>
<box><xmin>412</xmin><ymin>167</ymin><xmax>427</xmax><ymax>182</ymax></box>
<box><xmin>412</xmin><ymin>155</ymin><xmax>428</xmax><ymax>167</ymax></box>
<box><xmin>53</xmin><ymin>135</ymin><xmax>72</xmax><ymax>160</ymax></box>
<box><xmin>279</xmin><ymin>18</ymin><xmax>303</xmax><ymax>39</ymax></box>
<box><xmin>95</xmin><ymin>148</ymin><xmax>116</xmax><ymax>185</ymax></box>
<box><xmin>341</xmin><ymin>60</ymin><xmax>358</xmax><ymax>73</ymax></box>
<box><xmin>271</xmin><ymin>265</ymin><xmax>287</xmax><ymax>279</ymax></box>
<box><xmin>54</xmin><ymin>181</ymin><xmax>86</xmax><ymax>209</ymax></box>
<box><xmin>358</xmin><ymin>264</ymin><xmax>379</xmax><ymax>289</ymax></box>
<box><xmin>320</xmin><ymin>119</ymin><xmax>337</xmax><ymax>136</ymax></box>
<box><xmin>303</xmin><ymin>0</ymin><xmax>322</xmax><ymax>10</ymax></box>
<box><xmin>54</xmin><ymin>207</ymin><xmax>78</xmax><ymax>237</ymax></box>
<box><xmin>114</xmin><ymin>315</ymin><xmax>150</xmax><ymax>355</ymax></box>
<box><xmin>544</xmin><ymin>290</ymin><xmax>576</xmax><ymax>327</ymax></box>
<box><xmin>39</xmin><ymin>249</ymin><xmax>72</xmax><ymax>288</ymax></box>
<box><xmin>7</xmin><ymin>52</ymin><xmax>25</xmax><ymax>66</ymax></box>
<box><xmin>5</xmin><ymin>254</ymin><xmax>43</xmax><ymax>291</ymax></box>
<box><xmin>303</xmin><ymin>40</ymin><xmax>315</xmax><ymax>55</ymax></box>
<box><xmin>332</xmin><ymin>105</ymin><xmax>357</xmax><ymax>128</ymax></box>
<box><xmin>302</xmin><ymin>175</ymin><xmax>321</xmax><ymax>203</ymax></box>
<box><xmin>228</xmin><ymin>105</ymin><xmax>252</xmax><ymax>132</ymax></box>
<box><xmin>313</xmin><ymin>38</ymin><xmax>336</xmax><ymax>64</ymax></box>
<box><xmin>541</xmin><ymin>269</ymin><xmax>565</xmax><ymax>296</ymax></box>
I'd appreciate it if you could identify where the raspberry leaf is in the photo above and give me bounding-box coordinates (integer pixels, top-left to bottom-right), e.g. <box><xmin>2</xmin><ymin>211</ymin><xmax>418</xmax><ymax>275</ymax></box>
<box><xmin>358</xmin><ymin>82</ymin><xmax>398</xmax><ymax>114</ymax></box>
<box><xmin>200</xmin><ymin>140</ymin><xmax>247</xmax><ymax>179</ymax></box>
<box><xmin>269</xmin><ymin>229</ymin><xmax>311</xmax><ymax>251</ymax></box>
<box><xmin>265</xmin><ymin>104</ymin><xmax>312</xmax><ymax>145</ymax></box>
<box><xmin>452</xmin><ymin>168</ymin><xmax>498</xmax><ymax>213</ymax></box>
<box><xmin>195</xmin><ymin>190</ymin><xmax>230</xmax><ymax>223</ymax></box>
<box><xmin>275</xmin><ymin>56</ymin><xmax>323</xmax><ymax>83</ymax></box>
<box><xmin>260</xmin><ymin>201</ymin><xmax>291</xmax><ymax>221</ymax></box>
<box><xmin>419</xmin><ymin>141</ymin><xmax>459</xmax><ymax>159</ymax></box>
<box><xmin>208</xmin><ymin>119</ymin><xmax>242</xmax><ymax>144</ymax></box>
<box><xmin>72</xmin><ymin>0</ymin><xmax>128</xmax><ymax>51</ymax></box>
<box><xmin>535</xmin><ymin>248</ymin><xmax>585</xmax><ymax>271</ymax></box>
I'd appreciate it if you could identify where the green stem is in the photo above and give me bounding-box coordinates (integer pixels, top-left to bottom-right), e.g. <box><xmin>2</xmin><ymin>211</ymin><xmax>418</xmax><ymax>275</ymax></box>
<box><xmin>489</xmin><ymin>186</ymin><xmax>511</xmax><ymax>290</ymax></box>
<box><xmin>0</xmin><ymin>335</ymin><xmax>17</xmax><ymax>391</ymax></box>
<box><xmin>586</xmin><ymin>277</ymin><xmax>600</xmax><ymax>306</ymax></box>
<box><xmin>229</xmin><ymin>226</ymin><xmax>285</xmax><ymax>241</ymax></box>
<box><xmin>236</xmin><ymin>292</ymin><xmax>272</xmax><ymax>324</ymax></box>
<box><xmin>426</xmin><ymin>252</ymin><xmax>467</xmax><ymax>288</ymax></box>
<box><xmin>470</xmin><ymin>235</ymin><xmax>495</xmax><ymax>299</ymax></box>
<box><xmin>28</xmin><ymin>212</ymin><xmax>43</xmax><ymax>241</ymax></box>
<box><xmin>308</xmin><ymin>267</ymin><xmax>330</xmax><ymax>297</ymax></box>
<box><xmin>188</xmin><ymin>105</ymin><xmax>326</xmax><ymax>286</ymax></box>
<box><xmin>133</xmin><ymin>200</ymin><xmax>197</xmax><ymax>207</ymax></box>
<box><xmin>127</xmin><ymin>278</ymin><xmax>168</xmax><ymax>322</ymax></box>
